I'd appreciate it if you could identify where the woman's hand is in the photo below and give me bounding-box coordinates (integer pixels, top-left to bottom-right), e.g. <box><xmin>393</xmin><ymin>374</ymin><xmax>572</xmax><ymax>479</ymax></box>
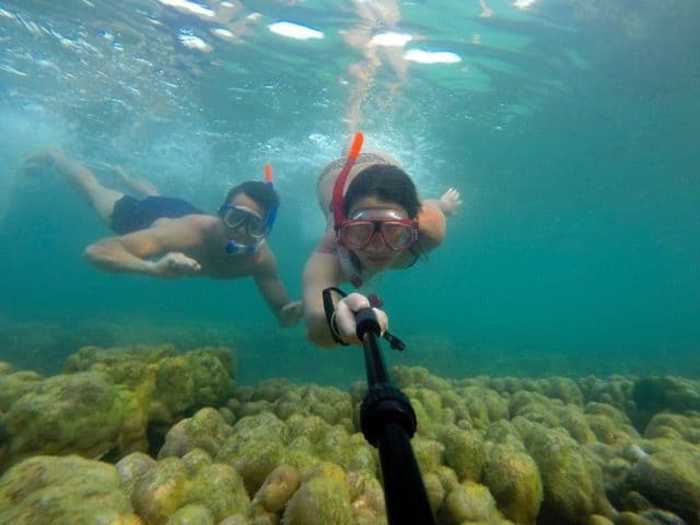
<box><xmin>439</xmin><ymin>188</ymin><xmax>462</xmax><ymax>216</ymax></box>
<box><xmin>333</xmin><ymin>292</ymin><xmax>388</xmax><ymax>345</ymax></box>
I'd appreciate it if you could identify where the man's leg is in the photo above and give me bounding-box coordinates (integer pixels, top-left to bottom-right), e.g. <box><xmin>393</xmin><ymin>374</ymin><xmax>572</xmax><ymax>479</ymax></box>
<box><xmin>112</xmin><ymin>165</ymin><xmax>160</xmax><ymax>197</ymax></box>
<box><xmin>26</xmin><ymin>150</ymin><xmax>125</xmax><ymax>225</ymax></box>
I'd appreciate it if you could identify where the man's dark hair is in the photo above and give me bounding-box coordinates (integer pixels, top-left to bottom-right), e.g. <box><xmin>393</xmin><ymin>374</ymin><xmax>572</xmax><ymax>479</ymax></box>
<box><xmin>221</xmin><ymin>181</ymin><xmax>279</xmax><ymax>215</ymax></box>
<box><xmin>343</xmin><ymin>164</ymin><xmax>420</xmax><ymax>218</ymax></box>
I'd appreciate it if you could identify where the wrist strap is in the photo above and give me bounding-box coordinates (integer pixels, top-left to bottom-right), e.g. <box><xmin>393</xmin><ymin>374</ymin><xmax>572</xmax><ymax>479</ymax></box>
<box><xmin>329</xmin><ymin>311</ymin><xmax>348</xmax><ymax>345</ymax></box>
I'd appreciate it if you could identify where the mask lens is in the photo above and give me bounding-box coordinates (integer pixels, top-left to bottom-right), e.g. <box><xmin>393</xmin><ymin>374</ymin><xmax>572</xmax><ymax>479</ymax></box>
<box><xmin>223</xmin><ymin>207</ymin><xmax>248</xmax><ymax>229</ymax></box>
<box><xmin>341</xmin><ymin>222</ymin><xmax>375</xmax><ymax>249</ymax></box>
<box><xmin>247</xmin><ymin>216</ymin><xmax>267</xmax><ymax>238</ymax></box>
<box><xmin>381</xmin><ymin>222</ymin><xmax>415</xmax><ymax>250</ymax></box>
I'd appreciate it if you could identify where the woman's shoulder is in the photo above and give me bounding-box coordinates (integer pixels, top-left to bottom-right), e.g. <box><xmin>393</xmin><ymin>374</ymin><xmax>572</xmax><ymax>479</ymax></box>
<box><xmin>315</xmin><ymin>230</ymin><xmax>339</xmax><ymax>255</ymax></box>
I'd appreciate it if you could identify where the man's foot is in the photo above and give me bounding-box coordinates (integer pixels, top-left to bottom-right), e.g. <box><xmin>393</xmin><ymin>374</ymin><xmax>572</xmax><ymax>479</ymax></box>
<box><xmin>21</xmin><ymin>147</ymin><xmax>62</xmax><ymax>177</ymax></box>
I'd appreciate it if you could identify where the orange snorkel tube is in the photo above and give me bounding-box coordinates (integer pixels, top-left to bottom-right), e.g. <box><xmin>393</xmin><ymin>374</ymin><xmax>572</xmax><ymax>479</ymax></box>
<box><xmin>332</xmin><ymin>132</ymin><xmax>364</xmax><ymax>230</ymax></box>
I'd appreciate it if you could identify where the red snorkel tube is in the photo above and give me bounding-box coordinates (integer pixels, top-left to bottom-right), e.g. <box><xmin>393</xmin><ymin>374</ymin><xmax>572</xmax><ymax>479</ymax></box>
<box><xmin>332</xmin><ymin>132</ymin><xmax>365</xmax><ymax>231</ymax></box>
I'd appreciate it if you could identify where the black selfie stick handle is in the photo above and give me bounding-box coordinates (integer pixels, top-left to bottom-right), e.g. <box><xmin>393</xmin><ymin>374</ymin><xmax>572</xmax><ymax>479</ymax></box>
<box><xmin>355</xmin><ymin>309</ymin><xmax>436</xmax><ymax>525</ymax></box>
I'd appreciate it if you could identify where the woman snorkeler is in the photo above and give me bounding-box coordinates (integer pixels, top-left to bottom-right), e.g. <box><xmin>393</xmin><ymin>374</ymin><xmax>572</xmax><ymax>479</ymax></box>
<box><xmin>303</xmin><ymin>133</ymin><xmax>461</xmax><ymax>346</ymax></box>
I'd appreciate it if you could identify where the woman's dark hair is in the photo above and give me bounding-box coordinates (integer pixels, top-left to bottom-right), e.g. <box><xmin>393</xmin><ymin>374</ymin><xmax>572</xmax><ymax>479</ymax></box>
<box><xmin>343</xmin><ymin>164</ymin><xmax>420</xmax><ymax>218</ymax></box>
<box><xmin>221</xmin><ymin>181</ymin><xmax>279</xmax><ymax>215</ymax></box>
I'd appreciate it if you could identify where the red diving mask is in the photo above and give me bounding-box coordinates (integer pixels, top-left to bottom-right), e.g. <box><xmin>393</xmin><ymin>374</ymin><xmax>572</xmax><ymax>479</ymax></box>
<box><xmin>339</xmin><ymin>208</ymin><xmax>417</xmax><ymax>251</ymax></box>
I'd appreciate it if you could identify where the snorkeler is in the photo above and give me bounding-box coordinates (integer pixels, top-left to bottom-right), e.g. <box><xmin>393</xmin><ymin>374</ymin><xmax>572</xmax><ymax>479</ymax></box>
<box><xmin>303</xmin><ymin>133</ymin><xmax>461</xmax><ymax>346</ymax></box>
<box><xmin>23</xmin><ymin>148</ymin><xmax>302</xmax><ymax>327</ymax></box>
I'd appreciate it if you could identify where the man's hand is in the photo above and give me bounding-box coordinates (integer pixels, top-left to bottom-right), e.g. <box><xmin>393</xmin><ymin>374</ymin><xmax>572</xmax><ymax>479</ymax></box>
<box><xmin>334</xmin><ymin>293</ymin><xmax>388</xmax><ymax>345</ymax></box>
<box><xmin>439</xmin><ymin>187</ymin><xmax>462</xmax><ymax>216</ymax></box>
<box><xmin>279</xmin><ymin>300</ymin><xmax>303</xmax><ymax>327</ymax></box>
<box><xmin>152</xmin><ymin>252</ymin><xmax>202</xmax><ymax>278</ymax></box>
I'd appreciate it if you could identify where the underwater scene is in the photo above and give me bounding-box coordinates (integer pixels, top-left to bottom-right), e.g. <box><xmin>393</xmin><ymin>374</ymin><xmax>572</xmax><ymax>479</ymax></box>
<box><xmin>1</xmin><ymin>0</ymin><xmax>699</xmax><ymax>524</ymax></box>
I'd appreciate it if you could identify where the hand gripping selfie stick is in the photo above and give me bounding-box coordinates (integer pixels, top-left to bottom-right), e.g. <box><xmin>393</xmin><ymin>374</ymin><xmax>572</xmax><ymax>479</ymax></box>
<box><xmin>322</xmin><ymin>288</ymin><xmax>435</xmax><ymax>525</ymax></box>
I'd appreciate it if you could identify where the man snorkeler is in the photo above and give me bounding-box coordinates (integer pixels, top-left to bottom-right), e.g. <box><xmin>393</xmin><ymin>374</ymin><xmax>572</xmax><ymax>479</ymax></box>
<box><xmin>303</xmin><ymin>133</ymin><xmax>462</xmax><ymax>346</ymax></box>
<box><xmin>23</xmin><ymin>148</ymin><xmax>302</xmax><ymax>327</ymax></box>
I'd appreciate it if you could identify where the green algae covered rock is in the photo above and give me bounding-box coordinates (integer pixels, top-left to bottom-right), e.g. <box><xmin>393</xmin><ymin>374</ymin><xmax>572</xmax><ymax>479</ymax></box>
<box><xmin>216</xmin><ymin>412</ymin><xmax>288</xmax><ymax>496</ymax></box>
<box><xmin>159</xmin><ymin>407</ymin><xmax>233</xmax><ymax>459</ymax></box>
<box><xmin>182</xmin><ymin>448</ymin><xmax>213</xmax><ymax>475</ymax></box>
<box><xmin>130</xmin><ymin>457</ymin><xmax>251</xmax><ymax>525</ymax></box>
<box><xmin>218</xmin><ymin>515</ymin><xmax>251</xmax><ymax>525</ymax></box>
<box><xmin>624</xmin><ymin>448</ymin><xmax>700</xmax><ymax>524</ymax></box>
<box><xmin>586</xmin><ymin>408</ymin><xmax>638</xmax><ymax>446</ymax></box>
<box><xmin>410</xmin><ymin>435</ymin><xmax>445</xmax><ymax>477</ymax></box>
<box><xmin>3</xmin><ymin>371</ymin><xmax>147</xmax><ymax>469</ymax></box>
<box><xmin>0</xmin><ymin>370</ymin><xmax>43</xmax><ymax>412</ymax></box>
<box><xmin>281</xmin><ymin>472</ymin><xmax>353</xmax><ymax>525</ymax></box>
<box><xmin>215</xmin><ymin>410</ymin><xmax>377</xmax><ymax>497</ymax></box>
<box><xmin>439</xmin><ymin>480</ymin><xmax>506</xmax><ymax>524</ymax></box>
<box><xmin>510</xmin><ymin>390</ymin><xmax>600</xmax><ymax>444</ymax></box>
<box><xmin>0</xmin><ymin>361</ymin><xmax>12</xmax><ymax>375</ymax></box>
<box><xmin>65</xmin><ymin>344</ymin><xmax>235</xmax><ymax>425</ymax></box>
<box><xmin>64</xmin><ymin>343</ymin><xmax>175</xmax><ymax>372</ymax></box>
<box><xmin>231</xmin><ymin>382</ymin><xmax>354</xmax><ymax>431</ymax></box>
<box><xmin>587</xmin><ymin>514</ymin><xmax>615</xmax><ymax>525</ymax></box>
<box><xmin>154</xmin><ymin>349</ymin><xmax>234</xmax><ymax>421</ymax></box>
<box><xmin>132</xmin><ymin>457</ymin><xmax>191</xmax><ymax>525</ymax></box>
<box><xmin>483</xmin><ymin>444</ymin><xmax>542</xmax><ymax>525</ymax></box>
<box><xmin>578</xmin><ymin>375</ymin><xmax>635</xmax><ymax>412</ymax></box>
<box><xmin>632</xmin><ymin>376</ymin><xmax>700</xmax><ymax>430</ymax></box>
<box><xmin>633</xmin><ymin>376</ymin><xmax>700</xmax><ymax>414</ymax></box>
<box><xmin>644</xmin><ymin>413</ymin><xmax>700</xmax><ymax>444</ymax></box>
<box><xmin>1</xmin><ymin>346</ymin><xmax>237</xmax><ymax>472</ymax></box>
<box><xmin>515</xmin><ymin>418</ymin><xmax>614</xmax><ymax>523</ymax></box>
<box><xmin>0</xmin><ymin>455</ymin><xmax>142</xmax><ymax>525</ymax></box>
<box><xmin>253</xmin><ymin>464</ymin><xmax>301</xmax><ymax>514</ymax></box>
<box><xmin>188</xmin><ymin>463</ymin><xmax>250</xmax><ymax>522</ymax></box>
<box><xmin>11</xmin><ymin>364</ymin><xmax>700</xmax><ymax>525</ymax></box>
<box><xmin>538</xmin><ymin>377</ymin><xmax>585</xmax><ymax>406</ymax></box>
<box><xmin>347</xmin><ymin>470</ymin><xmax>386</xmax><ymax>525</ymax></box>
<box><xmin>64</xmin><ymin>344</ymin><xmax>170</xmax><ymax>389</ymax></box>
<box><xmin>167</xmin><ymin>504</ymin><xmax>215</xmax><ymax>525</ymax></box>
<box><xmin>484</xmin><ymin>420</ymin><xmax>527</xmax><ymax>452</ymax></box>
<box><xmin>116</xmin><ymin>451</ymin><xmax>157</xmax><ymax>495</ymax></box>
<box><xmin>440</xmin><ymin>425</ymin><xmax>486</xmax><ymax>482</ymax></box>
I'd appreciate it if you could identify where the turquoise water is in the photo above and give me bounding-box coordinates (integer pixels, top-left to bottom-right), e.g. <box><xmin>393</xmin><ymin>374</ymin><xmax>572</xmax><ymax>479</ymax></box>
<box><xmin>0</xmin><ymin>0</ymin><xmax>698</xmax><ymax>384</ymax></box>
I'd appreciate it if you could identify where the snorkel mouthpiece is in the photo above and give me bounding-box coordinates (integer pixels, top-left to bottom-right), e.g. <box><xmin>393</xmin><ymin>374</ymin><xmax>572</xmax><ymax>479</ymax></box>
<box><xmin>225</xmin><ymin>240</ymin><xmax>258</xmax><ymax>255</ymax></box>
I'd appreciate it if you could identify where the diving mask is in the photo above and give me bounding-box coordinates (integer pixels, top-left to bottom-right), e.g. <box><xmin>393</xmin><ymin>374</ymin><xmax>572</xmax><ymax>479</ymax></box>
<box><xmin>220</xmin><ymin>205</ymin><xmax>268</xmax><ymax>239</ymax></box>
<box><xmin>338</xmin><ymin>209</ymin><xmax>418</xmax><ymax>251</ymax></box>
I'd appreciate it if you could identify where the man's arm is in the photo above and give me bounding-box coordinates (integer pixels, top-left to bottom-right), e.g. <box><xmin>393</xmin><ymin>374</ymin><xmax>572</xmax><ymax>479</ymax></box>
<box><xmin>83</xmin><ymin>218</ymin><xmax>203</xmax><ymax>277</ymax></box>
<box><xmin>253</xmin><ymin>245</ymin><xmax>301</xmax><ymax>327</ymax></box>
<box><xmin>302</xmin><ymin>235</ymin><xmax>345</xmax><ymax>347</ymax></box>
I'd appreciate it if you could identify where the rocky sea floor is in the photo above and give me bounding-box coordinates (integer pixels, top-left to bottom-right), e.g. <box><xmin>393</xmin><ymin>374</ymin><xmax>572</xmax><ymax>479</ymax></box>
<box><xmin>1</xmin><ymin>343</ymin><xmax>699</xmax><ymax>525</ymax></box>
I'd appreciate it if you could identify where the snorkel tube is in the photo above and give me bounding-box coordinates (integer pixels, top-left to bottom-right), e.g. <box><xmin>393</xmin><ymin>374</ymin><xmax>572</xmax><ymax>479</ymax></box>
<box><xmin>263</xmin><ymin>163</ymin><xmax>277</xmax><ymax>234</ymax></box>
<box><xmin>224</xmin><ymin>164</ymin><xmax>278</xmax><ymax>255</ymax></box>
<box><xmin>332</xmin><ymin>132</ymin><xmax>364</xmax><ymax>233</ymax></box>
